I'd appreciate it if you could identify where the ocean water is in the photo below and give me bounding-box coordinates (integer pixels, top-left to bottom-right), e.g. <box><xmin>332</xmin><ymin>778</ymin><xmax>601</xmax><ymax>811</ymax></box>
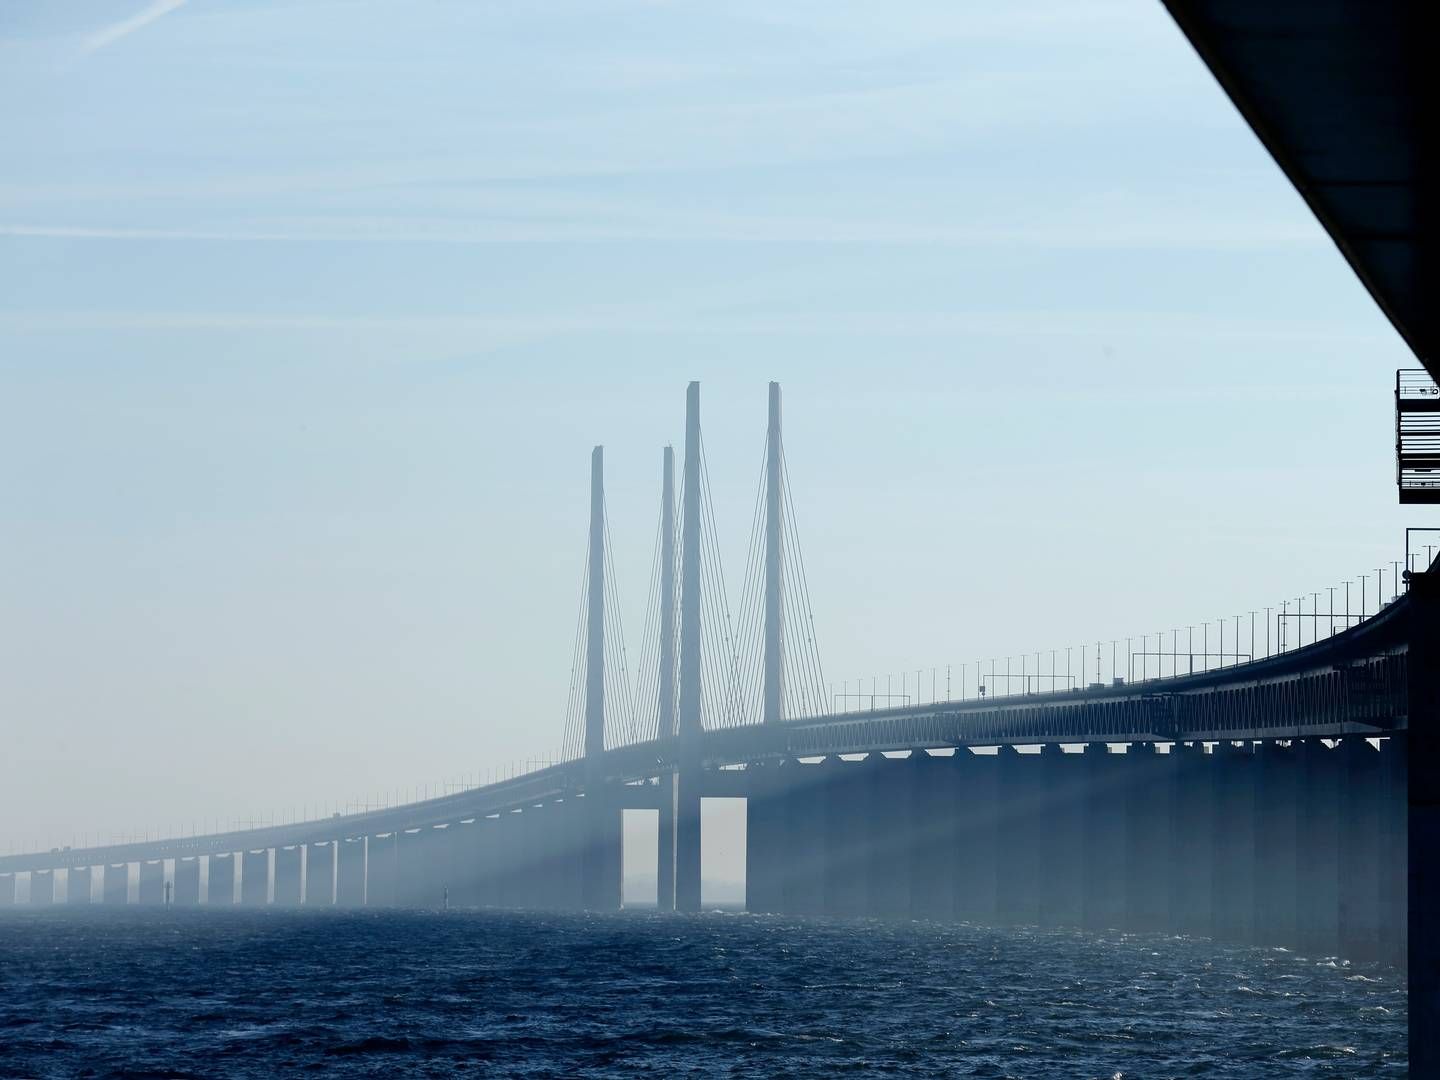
<box><xmin>0</xmin><ymin>909</ymin><xmax>1406</xmax><ymax>1077</ymax></box>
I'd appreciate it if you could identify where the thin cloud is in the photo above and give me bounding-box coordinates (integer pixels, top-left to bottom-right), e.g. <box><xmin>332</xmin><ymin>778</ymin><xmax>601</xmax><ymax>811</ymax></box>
<box><xmin>80</xmin><ymin>0</ymin><xmax>188</xmax><ymax>56</ymax></box>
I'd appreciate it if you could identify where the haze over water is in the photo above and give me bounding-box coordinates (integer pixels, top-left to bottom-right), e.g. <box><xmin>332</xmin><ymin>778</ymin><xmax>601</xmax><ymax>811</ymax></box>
<box><xmin>0</xmin><ymin>910</ymin><xmax>1405</xmax><ymax>1077</ymax></box>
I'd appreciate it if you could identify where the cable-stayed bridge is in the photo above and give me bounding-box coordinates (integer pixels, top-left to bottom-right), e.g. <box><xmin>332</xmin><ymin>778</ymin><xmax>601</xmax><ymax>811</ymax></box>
<box><xmin>1</xmin><ymin>379</ymin><xmax>1426</xmax><ymax>982</ymax></box>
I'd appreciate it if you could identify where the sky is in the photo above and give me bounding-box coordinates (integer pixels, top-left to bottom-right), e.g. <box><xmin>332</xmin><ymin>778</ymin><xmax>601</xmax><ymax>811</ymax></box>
<box><xmin>0</xmin><ymin>0</ymin><xmax>1420</xmax><ymax>867</ymax></box>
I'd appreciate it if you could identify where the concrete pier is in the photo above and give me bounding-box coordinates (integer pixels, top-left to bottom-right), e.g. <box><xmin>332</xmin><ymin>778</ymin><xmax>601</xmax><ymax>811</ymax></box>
<box><xmin>997</xmin><ymin>747</ymin><xmax>1042</xmax><ymax>926</ymax></box>
<box><xmin>1254</xmin><ymin>741</ymin><xmax>1298</xmax><ymax>949</ymax></box>
<box><xmin>241</xmin><ymin>850</ymin><xmax>269</xmax><ymax>906</ymax></box>
<box><xmin>908</xmin><ymin>751</ymin><xmax>956</xmax><ymax>920</ymax></box>
<box><xmin>821</xmin><ymin>757</ymin><xmax>865</xmax><ymax>916</ymax></box>
<box><xmin>336</xmin><ymin>838</ymin><xmax>365</xmax><ymax>906</ymax></box>
<box><xmin>207</xmin><ymin>854</ymin><xmax>234</xmax><ymax>906</ymax></box>
<box><xmin>305</xmin><ymin>843</ymin><xmax>334</xmax><ymax>906</ymax></box>
<box><xmin>104</xmin><ymin>863</ymin><xmax>130</xmax><ymax>905</ymax></box>
<box><xmin>274</xmin><ymin>845</ymin><xmax>302</xmax><ymax>906</ymax></box>
<box><xmin>1039</xmin><ymin>745</ymin><xmax>1084</xmax><ymax>929</ymax></box>
<box><xmin>396</xmin><ymin>829</ymin><xmax>427</xmax><ymax>907</ymax></box>
<box><xmin>174</xmin><ymin>857</ymin><xmax>200</xmax><ymax>906</ymax></box>
<box><xmin>1082</xmin><ymin>743</ymin><xmax>1125</xmax><ymax>932</ymax></box>
<box><xmin>30</xmin><ymin>869</ymin><xmax>54</xmax><ymax>905</ymax></box>
<box><xmin>0</xmin><ymin>873</ymin><xmax>13</xmax><ymax>906</ymax></box>
<box><xmin>784</xmin><ymin>760</ymin><xmax>827</xmax><ymax>915</ymax></box>
<box><xmin>1296</xmin><ymin>739</ymin><xmax>1341</xmax><ymax>956</ymax></box>
<box><xmin>67</xmin><ymin>866</ymin><xmax>93</xmax><ymax>905</ymax></box>
<box><xmin>744</xmin><ymin>761</ymin><xmax>784</xmax><ymax>914</ymax></box>
<box><xmin>1379</xmin><ymin>734</ymin><xmax>1407</xmax><ymax>968</ymax></box>
<box><xmin>443</xmin><ymin>823</ymin><xmax>477</xmax><ymax>907</ymax></box>
<box><xmin>138</xmin><ymin>860</ymin><xmax>165</xmax><ymax>905</ymax></box>
<box><xmin>953</xmin><ymin>748</ymin><xmax>998</xmax><ymax>924</ymax></box>
<box><xmin>1339</xmin><ymin>738</ymin><xmax>1382</xmax><ymax>961</ymax></box>
<box><xmin>1211</xmin><ymin>741</ymin><xmax>1256</xmax><ymax>944</ymax></box>
<box><xmin>474</xmin><ymin>816</ymin><xmax>501</xmax><ymax>908</ymax></box>
<box><xmin>494</xmin><ymin>811</ymin><xmax>521</xmax><ymax>908</ymax></box>
<box><xmin>367</xmin><ymin>833</ymin><xmax>398</xmax><ymax>907</ymax></box>
<box><xmin>865</xmin><ymin>754</ymin><xmax>910</xmax><ymax>917</ymax></box>
<box><xmin>1169</xmin><ymin>742</ymin><xmax>1212</xmax><ymax>937</ymax></box>
<box><xmin>1125</xmin><ymin>743</ymin><xmax>1171</xmax><ymax>933</ymax></box>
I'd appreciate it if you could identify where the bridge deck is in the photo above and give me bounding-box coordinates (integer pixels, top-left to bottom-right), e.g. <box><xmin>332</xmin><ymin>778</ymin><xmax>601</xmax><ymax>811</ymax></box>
<box><xmin>0</xmin><ymin>588</ymin><xmax>1412</xmax><ymax>876</ymax></box>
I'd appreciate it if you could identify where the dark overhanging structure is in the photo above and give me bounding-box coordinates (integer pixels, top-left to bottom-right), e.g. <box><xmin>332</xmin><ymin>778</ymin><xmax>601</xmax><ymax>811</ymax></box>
<box><xmin>1159</xmin><ymin>2</ymin><xmax>1438</xmax><ymax>1068</ymax></box>
<box><xmin>1161</xmin><ymin>1</ymin><xmax>1436</xmax><ymax>379</ymax></box>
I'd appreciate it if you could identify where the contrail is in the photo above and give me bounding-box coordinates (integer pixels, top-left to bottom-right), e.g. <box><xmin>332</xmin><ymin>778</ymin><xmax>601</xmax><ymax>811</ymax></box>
<box><xmin>80</xmin><ymin>0</ymin><xmax>189</xmax><ymax>56</ymax></box>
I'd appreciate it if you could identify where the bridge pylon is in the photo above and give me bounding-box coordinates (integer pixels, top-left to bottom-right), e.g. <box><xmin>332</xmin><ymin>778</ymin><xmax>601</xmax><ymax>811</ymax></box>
<box><xmin>656</xmin><ymin>445</ymin><xmax>678</xmax><ymax>910</ymax></box>
<box><xmin>763</xmin><ymin>381</ymin><xmax>784</xmax><ymax>724</ymax></box>
<box><xmin>580</xmin><ymin>445</ymin><xmax>621</xmax><ymax>910</ymax></box>
<box><xmin>675</xmin><ymin>382</ymin><xmax>704</xmax><ymax>912</ymax></box>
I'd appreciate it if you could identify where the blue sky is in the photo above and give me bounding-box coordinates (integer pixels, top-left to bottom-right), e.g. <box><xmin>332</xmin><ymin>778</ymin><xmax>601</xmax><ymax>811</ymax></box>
<box><xmin>0</xmin><ymin>0</ymin><xmax>1417</xmax><ymax>857</ymax></box>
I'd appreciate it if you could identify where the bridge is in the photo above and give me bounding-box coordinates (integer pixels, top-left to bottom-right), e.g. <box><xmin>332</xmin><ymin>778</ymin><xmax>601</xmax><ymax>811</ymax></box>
<box><xmin>5</xmin><ymin>0</ymin><xmax>1440</xmax><ymax>1068</ymax></box>
<box><xmin>0</xmin><ymin>378</ymin><xmax>1425</xmax><ymax>978</ymax></box>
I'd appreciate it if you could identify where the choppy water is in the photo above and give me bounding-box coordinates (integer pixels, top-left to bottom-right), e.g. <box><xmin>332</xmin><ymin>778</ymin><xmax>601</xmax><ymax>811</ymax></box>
<box><xmin>0</xmin><ymin>909</ymin><xmax>1406</xmax><ymax>1077</ymax></box>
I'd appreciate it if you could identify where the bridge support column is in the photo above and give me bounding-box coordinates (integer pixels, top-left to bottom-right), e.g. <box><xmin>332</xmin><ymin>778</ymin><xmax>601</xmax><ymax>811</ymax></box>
<box><xmin>820</xmin><ymin>757</ymin><xmax>864</xmax><ymax>916</ymax></box>
<box><xmin>517</xmin><ymin>810</ymin><xmax>542</xmax><ymax>909</ymax></box>
<box><xmin>174</xmin><ymin>857</ymin><xmax>200</xmax><ymax>906</ymax></box>
<box><xmin>397</xmin><ymin>829</ymin><xmax>428</xmax><ymax>908</ymax></box>
<box><xmin>1082</xmin><ymin>743</ymin><xmax>1125</xmax><ymax>932</ymax></box>
<box><xmin>493</xmin><ymin>811</ymin><xmax>520</xmax><ymax>908</ymax></box>
<box><xmin>444</xmin><ymin>823</ymin><xmax>477</xmax><ymax>907</ymax></box>
<box><xmin>745</xmin><ymin>761</ymin><xmax>785</xmax><ymax>914</ymax></box>
<box><xmin>673</xmin><ymin>772</ymin><xmax>702</xmax><ymax>912</ymax></box>
<box><xmin>995</xmin><ymin>747</ymin><xmax>1042</xmax><ymax>926</ymax></box>
<box><xmin>1412</xmin><ymin>561</ymin><xmax>1440</xmax><ymax>1072</ymax></box>
<box><xmin>30</xmin><ymin>870</ymin><xmax>54</xmax><ymax>906</ymax></box>
<box><xmin>241</xmin><ymin>850</ymin><xmax>269</xmax><ymax>906</ymax></box>
<box><xmin>138</xmin><ymin>860</ymin><xmax>165</xmax><ymax>905</ymax></box>
<box><xmin>1168</xmin><ymin>742</ymin><xmax>1211</xmax><ymax>938</ymax></box>
<box><xmin>864</xmin><ymin>754</ymin><xmax>910</xmax><ymax>918</ymax></box>
<box><xmin>474</xmin><ymin>816</ymin><xmax>501</xmax><ymax>907</ymax></box>
<box><xmin>332</xmin><ymin>840</ymin><xmax>362</xmax><ymax>910</ymax></box>
<box><xmin>103</xmin><ymin>863</ymin><xmax>129</xmax><ymax>905</ymax></box>
<box><xmin>1039</xmin><ymin>745</ymin><xmax>1083</xmax><ymax>929</ymax></box>
<box><xmin>578</xmin><ymin>792</ymin><xmax>622</xmax><ymax>912</ymax></box>
<box><xmin>67</xmin><ymin>867</ymin><xmax>93</xmax><ymax>905</ymax></box>
<box><xmin>0</xmin><ymin>874</ymin><xmax>13</xmax><ymax>906</ymax></box>
<box><xmin>1254</xmin><ymin>741</ymin><xmax>1298</xmax><ymax>950</ymax></box>
<box><xmin>1125</xmin><ymin>742</ymin><xmax>1171</xmax><ymax>934</ymax></box>
<box><xmin>1378</xmin><ymin>734</ymin><xmax>1407</xmax><ymax>968</ymax></box>
<box><xmin>367</xmin><ymin>834</ymin><xmax>398</xmax><ymax>907</ymax></box>
<box><xmin>305</xmin><ymin>843</ymin><xmax>335</xmax><ymax>906</ymax></box>
<box><xmin>954</xmin><ymin>748</ymin><xmax>998</xmax><ymax>924</ymax></box>
<box><xmin>336</xmin><ymin>838</ymin><xmax>365</xmax><ymax>906</ymax></box>
<box><xmin>1296</xmin><ymin>738</ymin><xmax>1341</xmax><ymax>956</ymax></box>
<box><xmin>274</xmin><ymin>846</ymin><xmax>302</xmax><ymax>906</ymax></box>
<box><xmin>1338</xmin><ymin>737</ymin><xmax>1382</xmax><ymax>961</ymax></box>
<box><xmin>206</xmin><ymin>855</ymin><xmax>233</xmax><ymax>906</ymax></box>
<box><xmin>1211</xmin><ymin>741</ymin><xmax>1256</xmax><ymax>945</ymax></box>
<box><xmin>656</xmin><ymin>780</ymin><xmax>676</xmax><ymax>911</ymax></box>
<box><xmin>783</xmin><ymin>760</ymin><xmax>826</xmax><ymax>915</ymax></box>
<box><xmin>908</xmin><ymin>751</ymin><xmax>956</xmax><ymax>921</ymax></box>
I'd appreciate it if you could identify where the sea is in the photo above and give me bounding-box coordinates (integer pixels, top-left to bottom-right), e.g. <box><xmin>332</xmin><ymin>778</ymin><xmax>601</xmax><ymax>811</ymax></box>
<box><xmin>0</xmin><ymin>909</ymin><xmax>1407</xmax><ymax>1077</ymax></box>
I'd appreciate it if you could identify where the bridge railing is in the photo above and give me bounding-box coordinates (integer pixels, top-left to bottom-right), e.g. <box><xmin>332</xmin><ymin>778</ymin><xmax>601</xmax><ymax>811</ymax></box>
<box><xmin>828</xmin><ymin>554</ymin><xmax>1418</xmax><ymax>716</ymax></box>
